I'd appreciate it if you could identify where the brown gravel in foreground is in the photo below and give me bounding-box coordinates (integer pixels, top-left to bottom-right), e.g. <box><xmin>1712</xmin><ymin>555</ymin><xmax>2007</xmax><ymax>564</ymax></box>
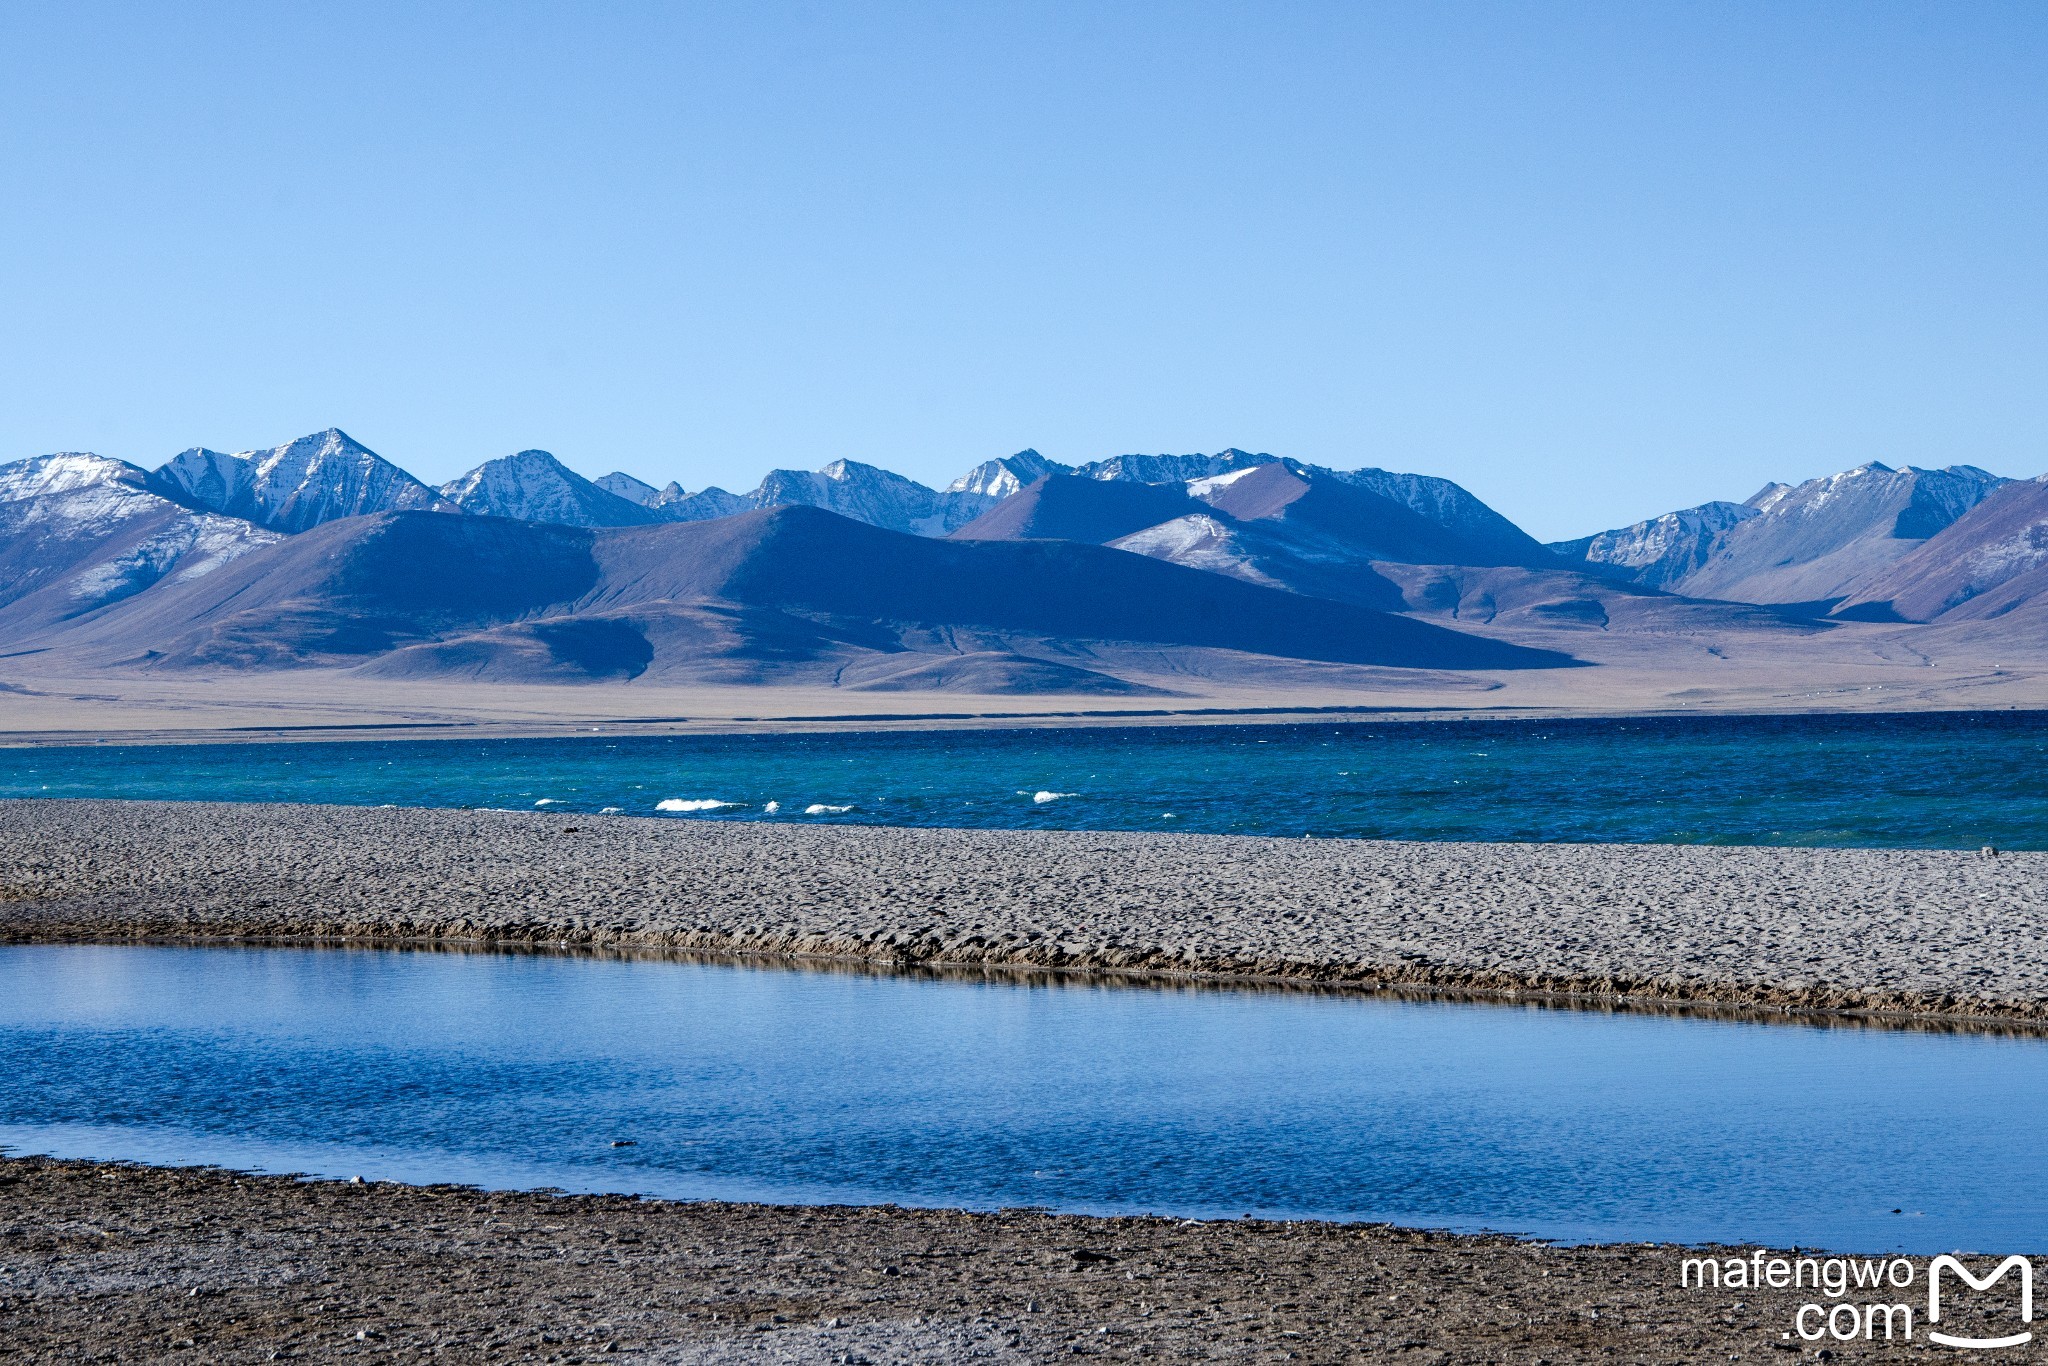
<box><xmin>2</xmin><ymin>1156</ymin><xmax>2000</xmax><ymax>1364</ymax></box>
<box><xmin>3</xmin><ymin>800</ymin><xmax>2047</xmax><ymax>1023</ymax></box>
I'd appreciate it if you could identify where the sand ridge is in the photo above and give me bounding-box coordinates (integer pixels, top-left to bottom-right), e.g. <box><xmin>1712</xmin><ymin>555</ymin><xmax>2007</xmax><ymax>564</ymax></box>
<box><xmin>1</xmin><ymin>799</ymin><xmax>2044</xmax><ymax>1022</ymax></box>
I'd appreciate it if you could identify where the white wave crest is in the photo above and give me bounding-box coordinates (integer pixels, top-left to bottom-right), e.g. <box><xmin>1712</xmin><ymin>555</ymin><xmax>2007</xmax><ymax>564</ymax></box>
<box><xmin>763</xmin><ymin>800</ymin><xmax>780</xmax><ymax>814</ymax></box>
<box><xmin>1024</xmin><ymin>790</ymin><xmax>1077</xmax><ymax>804</ymax></box>
<box><xmin>534</xmin><ymin>798</ymin><xmax>560</xmax><ymax>807</ymax></box>
<box><xmin>804</xmin><ymin>803</ymin><xmax>854</xmax><ymax>815</ymax></box>
<box><xmin>655</xmin><ymin>798</ymin><xmax>742</xmax><ymax>813</ymax></box>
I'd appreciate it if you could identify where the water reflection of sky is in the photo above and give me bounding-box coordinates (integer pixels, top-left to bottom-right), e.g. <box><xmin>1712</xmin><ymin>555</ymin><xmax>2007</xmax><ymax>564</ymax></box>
<box><xmin>3</xmin><ymin>943</ymin><xmax>2043</xmax><ymax>1253</ymax></box>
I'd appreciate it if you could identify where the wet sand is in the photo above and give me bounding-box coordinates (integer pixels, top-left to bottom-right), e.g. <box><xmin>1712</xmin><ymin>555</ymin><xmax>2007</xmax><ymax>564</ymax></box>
<box><xmin>1</xmin><ymin>1155</ymin><xmax>1970</xmax><ymax>1364</ymax></box>
<box><xmin>3</xmin><ymin>799</ymin><xmax>2045</xmax><ymax>1022</ymax></box>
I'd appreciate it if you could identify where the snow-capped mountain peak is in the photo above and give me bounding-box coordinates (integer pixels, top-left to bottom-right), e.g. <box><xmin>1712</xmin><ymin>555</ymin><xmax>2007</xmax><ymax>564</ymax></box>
<box><xmin>1548</xmin><ymin>501</ymin><xmax>1760</xmax><ymax>590</ymax></box>
<box><xmin>0</xmin><ymin>452</ymin><xmax>152</xmax><ymax>503</ymax></box>
<box><xmin>1077</xmin><ymin>449</ymin><xmax>1277</xmax><ymax>485</ymax></box>
<box><xmin>440</xmin><ymin>450</ymin><xmax>659</xmax><ymax>528</ymax></box>
<box><xmin>594</xmin><ymin>472</ymin><xmax>661</xmax><ymax>506</ymax></box>
<box><xmin>0</xmin><ymin>454</ymin><xmax>161</xmax><ymax>537</ymax></box>
<box><xmin>944</xmin><ymin>450</ymin><xmax>1071</xmax><ymax>499</ymax></box>
<box><xmin>741</xmin><ymin>460</ymin><xmax>993</xmax><ymax>536</ymax></box>
<box><xmin>154</xmin><ymin>428</ymin><xmax>453</xmax><ymax>533</ymax></box>
<box><xmin>1568</xmin><ymin>461</ymin><xmax>2012</xmax><ymax>603</ymax></box>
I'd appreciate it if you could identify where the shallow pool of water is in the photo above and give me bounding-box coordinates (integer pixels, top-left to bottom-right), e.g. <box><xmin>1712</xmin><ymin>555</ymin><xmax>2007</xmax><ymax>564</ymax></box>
<box><xmin>3</xmin><ymin>944</ymin><xmax>2041</xmax><ymax>1252</ymax></box>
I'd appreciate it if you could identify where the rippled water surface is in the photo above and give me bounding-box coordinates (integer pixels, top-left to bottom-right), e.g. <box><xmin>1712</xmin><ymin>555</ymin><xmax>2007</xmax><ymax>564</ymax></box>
<box><xmin>5</xmin><ymin>709</ymin><xmax>2045</xmax><ymax>845</ymax></box>
<box><xmin>4</xmin><ymin>944</ymin><xmax>2046</xmax><ymax>1252</ymax></box>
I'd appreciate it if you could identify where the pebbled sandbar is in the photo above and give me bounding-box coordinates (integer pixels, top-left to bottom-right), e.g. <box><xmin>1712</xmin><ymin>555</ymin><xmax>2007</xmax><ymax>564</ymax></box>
<box><xmin>2</xmin><ymin>799</ymin><xmax>2044</xmax><ymax>1022</ymax></box>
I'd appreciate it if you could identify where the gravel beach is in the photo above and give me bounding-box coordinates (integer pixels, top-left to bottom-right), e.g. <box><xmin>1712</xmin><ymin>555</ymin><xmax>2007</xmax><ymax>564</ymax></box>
<box><xmin>2</xmin><ymin>1155</ymin><xmax>1989</xmax><ymax>1364</ymax></box>
<box><xmin>1</xmin><ymin>798</ymin><xmax>2044</xmax><ymax>1021</ymax></box>
<box><xmin>6</xmin><ymin>800</ymin><xmax>2045</xmax><ymax>1361</ymax></box>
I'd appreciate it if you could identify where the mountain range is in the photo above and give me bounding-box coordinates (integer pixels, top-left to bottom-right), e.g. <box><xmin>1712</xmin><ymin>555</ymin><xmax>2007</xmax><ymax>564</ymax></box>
<box><xmin>1550</xmin><ymin>463</ymin><xmax>2013</xmax><ymax>610</ymax></box>
<box><xmin>1</xmin><ymin>427</ymin><xmax>2041</xmax><ymax>692</ymax></box>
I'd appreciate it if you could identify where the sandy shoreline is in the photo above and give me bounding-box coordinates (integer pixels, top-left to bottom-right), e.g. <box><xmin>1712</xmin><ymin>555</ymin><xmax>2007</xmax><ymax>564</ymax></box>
<box><xmin>2</xmin><ymin>1154</ymin><xmax>1961</xmax><ymax>1364</ymax></box>
<box><xmin>3</xmin><ymin>798</ymin><xmax>2045</xmax><ymax>1023</ymax></box>
<box><xmin>0</xmin><ymin>651</ymin><xmax>2042</xmax><ymax>747</ymax></box>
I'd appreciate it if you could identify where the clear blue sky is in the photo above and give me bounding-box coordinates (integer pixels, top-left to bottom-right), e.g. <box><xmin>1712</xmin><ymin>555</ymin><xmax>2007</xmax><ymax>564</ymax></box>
<box><xmin>2</xmin><ymin>1</ymin><xmax>2043</xmax><ymax>540</ymax></box>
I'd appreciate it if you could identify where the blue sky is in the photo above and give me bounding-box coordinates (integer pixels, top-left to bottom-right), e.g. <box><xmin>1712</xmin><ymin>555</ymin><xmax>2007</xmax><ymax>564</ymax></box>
<box><xmin>2</xmin><ymin>1</ymin><xmax>2043</xmax><ymax>540</ymax></box>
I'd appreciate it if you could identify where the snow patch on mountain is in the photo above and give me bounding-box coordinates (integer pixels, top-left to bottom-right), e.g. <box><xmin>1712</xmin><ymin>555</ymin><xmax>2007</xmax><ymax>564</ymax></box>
<box><xmin>1110</xmin><ymin>514</ymin><xmax>1281</xmax><ymax>588</ymax></box>
<box><xmin>68</xmin><ymin>512</ymin><xmax>280</xmax><ymax>605</ymax></box>
<box><xmin>1185</xmin><ymin>466</ymin><xmax>1262</xmax><ymax>498</ymax></box>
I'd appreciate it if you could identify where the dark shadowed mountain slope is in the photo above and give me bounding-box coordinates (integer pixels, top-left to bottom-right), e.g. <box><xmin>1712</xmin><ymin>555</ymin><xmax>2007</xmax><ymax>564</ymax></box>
<box><xmin>1655</xmin><ymin>463</ymin><xmax>2008</xmax><ymax>606</ymax></box>
<box><xmin>152</xmin><ymin>429</ymin><xmax>455</xmax><ymax>533</ymax></box>
<box><xmin>1831</xmin><ymin>476</ymin><xmax>2048</xmax><ymax>625</ymax></box>
<box><xmin>440</xmin><ymin>450</ymin><xmax>662</xmax><ymax>527</ymax></box>
<box><xmin>1370</xmin><ymin>562</ymin><xmax>1823</xmax><ymax>638</ymax></box>
<box><xmin>0</xmin><ymin>453</ymin><xmax>280</xmax><ymax>627</ymax></box>
<box><xmin>13</xmin><ymin>506</ymin><xmax>1573</xmax><ymax>683</ymax></box>
<box><xmin>949</xmin><ymin>475</ymin><xmax>1203</xmax><ymax>544</ymax></box>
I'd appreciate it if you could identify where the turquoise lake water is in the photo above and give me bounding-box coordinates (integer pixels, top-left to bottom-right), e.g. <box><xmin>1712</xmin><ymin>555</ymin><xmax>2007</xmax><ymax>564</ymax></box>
<box><xmin>5</xmin><ymin>709</ymin><xmax>2043</xmax><ymax>845</ymax></box>
<box><xmin>2</xmin><ymin>944</ymin><xmax>2042</xmax><ymax>1252</ymax></box>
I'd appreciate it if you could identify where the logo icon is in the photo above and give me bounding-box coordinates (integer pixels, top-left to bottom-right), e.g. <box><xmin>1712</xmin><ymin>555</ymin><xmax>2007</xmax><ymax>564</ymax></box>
<box><xmin>1928</xmin><ymin>1255</ymin><xmax>2033</xmax><ymax>1350</ymax></box>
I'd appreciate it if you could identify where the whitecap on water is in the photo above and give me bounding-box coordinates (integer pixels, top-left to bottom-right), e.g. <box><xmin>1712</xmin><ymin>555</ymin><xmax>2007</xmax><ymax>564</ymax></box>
<box><xmin>654</xmin><ymin>798</ymin><xmax>742</xmax><ymax>813</ymax></box>
<box><xmin>763</xmin><ymin>800</ymin><xmax>781</xmax><ymax>814</ymax></box>
<box><xmin>534</xmin><ymin>798</ymin><xmax>560</xmax><ymax>807</ymax></box>
<box><xmin>598</xmin><ymin>807</ymin><xmax>623</xmax><ymax>815</ymax></box>
<box><xmin>803</xmin><ymin>803</ymin><xmax>854</xmax><ymax>815</ymax></box>
<box><xmin>1022</xmin><ymin>790</ymin><xmax>1077</xmax><ymax>804</ymax></box>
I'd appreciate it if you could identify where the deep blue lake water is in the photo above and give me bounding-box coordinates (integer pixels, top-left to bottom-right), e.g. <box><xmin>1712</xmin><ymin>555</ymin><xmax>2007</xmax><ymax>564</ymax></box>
<box><xmin>2</xmin><ymin>944</ymin><xmax>2043</xmax><ymax>1253</ymax></box>
<box><xmin>5</xmin><ymin>709</ymin><xmax>2045</xmax><ymax>846</ymax></box>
